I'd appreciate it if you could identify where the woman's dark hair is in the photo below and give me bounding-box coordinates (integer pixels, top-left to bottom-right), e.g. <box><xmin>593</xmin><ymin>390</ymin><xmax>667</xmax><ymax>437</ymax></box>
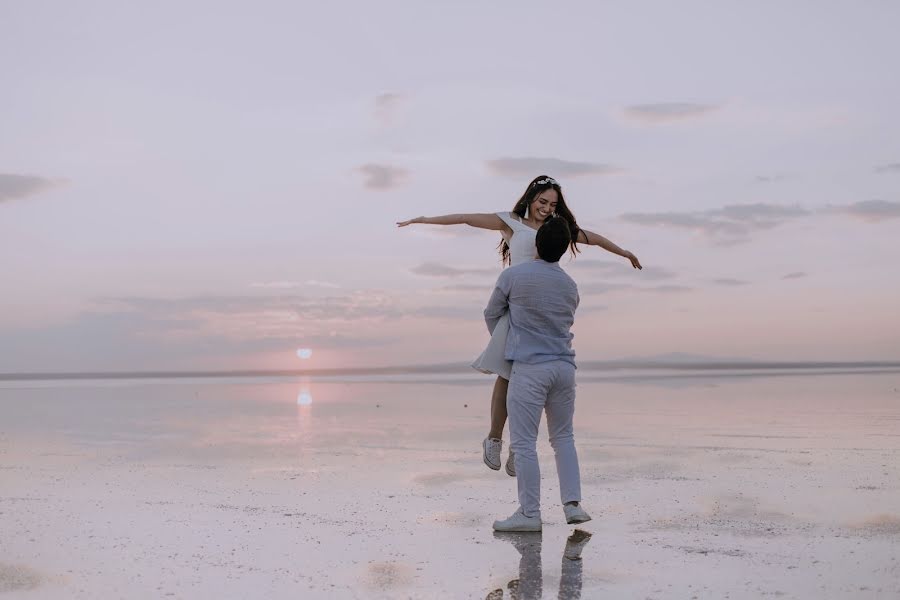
<box><xmin>536</xmin><ymin>217</ymin><xmax>572</xmax><ymax>263</ymax></box>
<box><xmin>499</xmin><ymin>175</ymin><xmax>581</xmax><ymax>265</ymax></box>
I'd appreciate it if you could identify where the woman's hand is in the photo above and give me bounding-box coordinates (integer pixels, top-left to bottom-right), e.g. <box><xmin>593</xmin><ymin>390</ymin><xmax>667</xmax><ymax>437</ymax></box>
<box><xmin>625</xmin><ymin>251</ymin><xmax>642</xmax><ymax>270</ymax></box>
<box><xmin>396</xmin><ymin>216</ymin><xmax>423</xmax><ymax>227</ymax></box>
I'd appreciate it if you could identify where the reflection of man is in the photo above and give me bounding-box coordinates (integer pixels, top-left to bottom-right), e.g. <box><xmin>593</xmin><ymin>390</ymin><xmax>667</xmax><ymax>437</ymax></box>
<box><xmin>484</xmin><ymin>217</ymin><xmax>592</xmax><ymax>532</ymax></box>
<box><xmin>486</xmin><ymin>530</ymin><xmax>592</xmax><ymax>600</ymax></box>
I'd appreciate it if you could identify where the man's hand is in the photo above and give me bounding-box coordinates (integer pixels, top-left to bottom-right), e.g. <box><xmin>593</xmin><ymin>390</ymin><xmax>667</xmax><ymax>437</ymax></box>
<box><xmin>396</xmin><ymin>216</ymin><xmax>423</xmax><ymax>227</ymax></box>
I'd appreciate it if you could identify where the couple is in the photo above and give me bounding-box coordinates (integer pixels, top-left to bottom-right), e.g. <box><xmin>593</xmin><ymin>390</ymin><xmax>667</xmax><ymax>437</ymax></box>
<box><xmin>398</xmin><ymin>175</ymin><xmax>641</xmax><ymax>530</ymax></box>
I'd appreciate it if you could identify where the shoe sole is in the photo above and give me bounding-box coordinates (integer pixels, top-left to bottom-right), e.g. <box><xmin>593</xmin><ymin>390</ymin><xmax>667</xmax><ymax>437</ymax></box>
<box><xmin>492</xmin><ymin>524</ymin><xmax>542</xmax><ymax>532</ymax></box>
<box><xmin>505</xmin><ymin>460</ymin><xmax>515</xmax><ymax>477</ymax></box>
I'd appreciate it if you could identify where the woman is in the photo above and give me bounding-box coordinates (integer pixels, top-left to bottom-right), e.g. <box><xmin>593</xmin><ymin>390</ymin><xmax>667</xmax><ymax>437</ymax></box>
<box><xmin>397</xmin><ymin>175</ymin><xmax>641</xmax><ymax>476</ymax></box>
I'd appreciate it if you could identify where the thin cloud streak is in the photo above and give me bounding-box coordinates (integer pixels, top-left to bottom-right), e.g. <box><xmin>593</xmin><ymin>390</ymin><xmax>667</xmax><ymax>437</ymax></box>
<box><xmin>835</xmin><ymin>200</ymin><xmax>900</xmax><ymax>222</ymax></box>
<box><xmin>410</xmin><ymin>262</ymin><xmax>498</xmax><ymax>278</ymax></box>
<box><xmin>874</xmin><ymin>163</ymin><xmax>900</xmax><ymax>174</ymax></box>
<box><xmin>619</xmin><ymin>203</ymin><xmax>811</xmax><ymax>244</ymax></box>
<box><xmin>46</xmin><ymin>290</ymin><xmax>482</xmax><ymax>364</ymax></box>
<box><xmin>754</xmin><ymin>174</ymin><xmax>793</xmax><ymax>184</ymax></box>
<box><xmin>623</xmin><ymin>102</ymin><xmax>719</xmax><ymax>123</ymax></box>
<box><xmin>579</xmin><ymin>282</ymin><xmax>693</xmax><ymax>295</ymax></box>
<box><xmin>485</xmin><ymin>157</ymin><xmax>623</xmax><ymax>178</ymax></box>
<box><xmin>356</xmin><ymin>164</ymin><xmax>408</xmax><ymax>190</ymax></box>
<box><xmin>713</xmin><ymin>278</ymin><xmax>749</xmax><ymax>286</ymax></box>
<box><xmin>567</xmin><ymin>259</ymin><xmax>675</xmax><ymax>281</ymax></box>
<box><xmin>374</xmin><ymin>92</ymin><xmax>403</xmax><ymax>126</ymax></box>
<box><xmin>437</xmin><ymin>283</ymin><xmax>493</xmax><ymax>293</ymax></box>
<box><xmin>0</xmin><ymin>173</ymin><xmax>64</xmax><ymax>203</ymax></box>
<box><xmin>250</xmin><ymin>280</ymin><xmax>341</xmax><ymax>290</ymax></box>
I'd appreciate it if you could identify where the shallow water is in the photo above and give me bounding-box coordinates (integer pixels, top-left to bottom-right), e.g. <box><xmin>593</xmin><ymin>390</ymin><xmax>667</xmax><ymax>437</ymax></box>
<box><xmin>2</xmin><ymin>371</ymin><xmax>899</xmax><ymax>598</ymax></box>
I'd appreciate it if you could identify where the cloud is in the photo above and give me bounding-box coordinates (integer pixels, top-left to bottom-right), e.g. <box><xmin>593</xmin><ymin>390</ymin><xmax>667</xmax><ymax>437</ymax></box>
<box><xmin>754</xmin><ymin>174</ymin><xmax>793</xmax><ymax>184</ymax></box>
<box><xmin>408</xmin><ymin>226</ymin><xmax>494</xmax><ymax>241</ymax></box>
<box><xmin>0</xmin><ymin>285</ymin><xmax>499</xmax><ymax>371</ymax></box>
<box><xmin>649</xmin><ymin>284</ymin><xmax>693</xmax><ymax>294</ymax></box>
<box><xmin>108</xmin><ymin>288</ymin><xmax>489</xmax><ymax>340</ymax></box>
<box><xmin>712</xmin><ymin>278</ymin><xmax>749</xmax><ymax>286</ymax></box>
<box><xmin>437</xmin><ymin>283</ymin><xmax>493</xmax><ymax>293</ymax></box>
<box><xmin>874</xmin><ymin>163</ymin><xmax>900</xmax><ymax>174</ymax></box>
<box><xmin>410</xmin><ymin>262</ymin><xmax>498</xmax><ymax>278</ymax></box>
<box><xmin>578</xmin><ymin>304</ymin><xmax>609</xmax><ymax>314</ymax></box>
<box><xmin>579</xmin><ymin>282</ymin><xmax>692</xmax><ymax>295</ymax></box>
<box><xmin>485</xmin><ymin>157</ymin><xmax>622</xmax><ymax>178</ymax></box>
<box><xmin>410</xmin><ymin>305</ymin><xmax>480</xmax><ymax>320</ymax></box>
<box><xmin>619</xmin><ymin>202</ymin><xmax>811</xmax><ymax>243</ymax></box>
<box><xmin>782</xmin><ymin>272</ymin><xmax>807</xmax><ymax>280</ymax></box>
<box><xmin>109</xmin><ymin>292</ymin><xmax>406</xmax><ymax>325</ymax></box>
<box><xmin>356</xmin><ymin>164</ymin><xmax>408</xmax><ymax>190</ymax></box>
<box><xmin>567</xmin><ymin>259</ymin><xmax>676</xmax><ymax>281</ymax></box>
<box><xmin>834</xmin><ymin>200</ymin><xmax>900</xmax><ymax>222</ymax></box>
<box><xmin>565</xmin><ymin>260</ymin><xmax>626</xmax><ymax>275</ymax></box>
<box><xmin>374</xmin><ymin>92</ymin><xmax>403</xmax><ymax>126</ymax></box>
<box><xmin>250</xmin><ymin>280</ymin><xmax>341</xmax><ymax>290</ymax></box>
<box><xmin>579</xmin><ymin>282</ymin><xmax>636</xmax><ymax>295</ymax></box>
<box><xmin>623</xmin><ymin>103</ymin><xmax>719</xmax><ymax>123</ymax></box>
<box><xmin>0</xmin><ymin>173</ymin><xmax>63</xmax><ymax>203</ymax></box>
<box><xmin>0</xmin><ymin>305</ymin><xmax>400</xmax><ymax>373</ymax></box>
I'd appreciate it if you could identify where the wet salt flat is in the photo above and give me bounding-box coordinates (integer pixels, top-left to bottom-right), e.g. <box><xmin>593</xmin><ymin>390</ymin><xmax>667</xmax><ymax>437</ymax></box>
<box><xmin>1</xmin><ymin>371</ymin><xmax>899</xmax><ymax>599</ymax></box>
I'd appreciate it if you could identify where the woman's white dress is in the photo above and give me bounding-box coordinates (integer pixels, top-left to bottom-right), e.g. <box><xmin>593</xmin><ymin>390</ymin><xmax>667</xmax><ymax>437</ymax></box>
<box><xmin>470</xmin><ymin>212</ymin><xmax>538</xmax><ymax>380</ymax></box>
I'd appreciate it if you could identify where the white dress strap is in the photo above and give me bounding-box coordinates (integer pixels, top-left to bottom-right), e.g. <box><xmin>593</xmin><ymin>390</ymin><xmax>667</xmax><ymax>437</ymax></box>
<box><xmin>496</xmin><ymin>211</ymin><xmax>529</xmax><ymax>231</ymax></box>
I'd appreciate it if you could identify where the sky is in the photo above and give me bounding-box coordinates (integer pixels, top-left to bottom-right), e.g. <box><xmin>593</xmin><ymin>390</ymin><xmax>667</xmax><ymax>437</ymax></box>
<box><xmin>2</xmin><ymin>1</ymin><xmax>900</xmax><ymax>372</ymax></box>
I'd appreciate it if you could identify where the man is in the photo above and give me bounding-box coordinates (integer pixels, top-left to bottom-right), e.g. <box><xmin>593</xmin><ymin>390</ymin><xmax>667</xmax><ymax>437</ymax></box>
<box><xmin>484</xmin><ymin>217</ymin><xmax>591</xmax><ymax>532</ymax></box>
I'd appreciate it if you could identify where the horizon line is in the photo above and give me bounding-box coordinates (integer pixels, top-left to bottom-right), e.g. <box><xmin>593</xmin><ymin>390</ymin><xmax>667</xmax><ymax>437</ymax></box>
<box><xmin>2</xmin><ymin>359</ymin><xmax>900</xmax><ymax>382</ymax></box>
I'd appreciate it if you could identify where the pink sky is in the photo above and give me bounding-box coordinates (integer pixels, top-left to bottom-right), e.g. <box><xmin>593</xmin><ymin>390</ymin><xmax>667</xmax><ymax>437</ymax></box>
<box><xmin>1</xmin><ymin>2</ymin><xmax>899</xmax><ymax>372</ymax></box>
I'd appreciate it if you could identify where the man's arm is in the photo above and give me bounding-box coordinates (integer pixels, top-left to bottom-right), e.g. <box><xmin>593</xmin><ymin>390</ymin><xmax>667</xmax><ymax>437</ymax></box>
<box><xmin>484</xmin><ymin>271</ymin><xmax>512</xmax><ymax>334</ymax></box>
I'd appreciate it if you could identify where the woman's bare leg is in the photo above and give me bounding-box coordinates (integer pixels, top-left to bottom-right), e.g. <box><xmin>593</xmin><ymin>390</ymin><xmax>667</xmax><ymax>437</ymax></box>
<box><xmin>488</xmin><ymin>376</ymin><xmax>509</xmax><ymax>440</ymax></box>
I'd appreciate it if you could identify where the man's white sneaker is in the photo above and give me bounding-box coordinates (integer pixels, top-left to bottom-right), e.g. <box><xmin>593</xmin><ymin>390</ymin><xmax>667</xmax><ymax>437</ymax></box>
<box><xmin>505</xmin><ymin>450</ymin><xmax>516</xmax><ymax>477</ymax></box>
<box><xmin>493</xmin><ymin>508</ymin><xmax>542</xmax><ymax>532</ymax></box>
<box><xmin>563</xmin><ymin>503</ymin><xmax>592</xmax><ymax>525</ymax></box>
<box><xmin>483</xmin><ymin>437</ymin><xmax>502</xmax><ymax>471</ymax></box>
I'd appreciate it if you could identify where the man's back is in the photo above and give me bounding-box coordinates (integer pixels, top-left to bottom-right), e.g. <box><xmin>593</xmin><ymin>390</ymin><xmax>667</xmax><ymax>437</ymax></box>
<box><xmin>484</xmin><ymin>259</ymin><xmax>579</xmax><ymax>366</ymax></box>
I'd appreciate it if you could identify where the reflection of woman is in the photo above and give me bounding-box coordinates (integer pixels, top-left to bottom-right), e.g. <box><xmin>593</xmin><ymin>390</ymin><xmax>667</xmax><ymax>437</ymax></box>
<box><xmin>397</xmin><ymin>175</ymin><xmax>641</xmax><ymax>475</ymax></box>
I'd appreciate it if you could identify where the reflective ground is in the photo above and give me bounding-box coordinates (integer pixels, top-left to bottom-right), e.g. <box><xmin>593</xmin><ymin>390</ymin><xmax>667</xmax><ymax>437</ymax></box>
<box><xmin>2</xmin><ymin>371</ymin><xmax>899</xmax><ymax>598</ymax></box>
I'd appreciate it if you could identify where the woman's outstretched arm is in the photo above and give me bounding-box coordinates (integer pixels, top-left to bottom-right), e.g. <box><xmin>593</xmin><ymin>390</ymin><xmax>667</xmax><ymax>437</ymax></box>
<box><xmin>577</xmin><ymin>228</ymin><xmax>642</xmax><ymax>269</ymax></box>
<box><xmin>396</xmin><ymin>213</ymin><xmax>507</xmax><ymax>231</ymax></box>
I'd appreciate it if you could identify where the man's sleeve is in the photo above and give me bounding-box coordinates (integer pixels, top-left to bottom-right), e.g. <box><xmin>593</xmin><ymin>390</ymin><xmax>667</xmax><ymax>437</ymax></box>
<box><xmin>484</xmin><ymin>270</ymin><xmax>512</xmax><ymax>335</ymax></box>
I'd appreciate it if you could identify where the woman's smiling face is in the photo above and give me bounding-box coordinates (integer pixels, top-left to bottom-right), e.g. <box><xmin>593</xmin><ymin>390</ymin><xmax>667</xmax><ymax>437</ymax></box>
<box><xmin>530</xmin><ymin>188</ymin><xmax>559</xmax><ymax>223</ymax></box>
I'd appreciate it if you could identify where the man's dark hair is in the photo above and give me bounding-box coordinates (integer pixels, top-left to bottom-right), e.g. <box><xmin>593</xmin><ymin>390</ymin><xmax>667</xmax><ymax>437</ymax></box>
<box><xmin>536</xmin><ymin>217</ymin><xmax>572</xmax><ymax>263</ymax></box>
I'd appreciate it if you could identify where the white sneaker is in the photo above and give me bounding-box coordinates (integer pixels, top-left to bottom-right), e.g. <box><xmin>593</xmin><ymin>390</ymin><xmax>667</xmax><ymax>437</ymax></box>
<box><xmin>493</xmin><ymin>508</ymin><xmax>542</xmax><ymax>532</ymax></box>
<box><xmin>505</xmin><ymin>450</ymin><xmax>516</xmax><ymax>477</ymax></box>
<box><xmin>564</xmin><ymin>528</ymin><xmax>592</xmax><ymax>560</ymax></box>
<box><xmin>563</xmin><ymin>503</ymin><xmax>592</xmax><ymax>525</ymax></box>
<box><xmin>483</xmin><ymin>437</ymin><xmax>502</xmax><ymax>471</ymax></box>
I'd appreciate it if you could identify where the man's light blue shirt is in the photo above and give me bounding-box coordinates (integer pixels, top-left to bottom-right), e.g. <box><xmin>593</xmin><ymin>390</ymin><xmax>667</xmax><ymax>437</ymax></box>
<box><xmin>484</xmin><ymin>259</ymin><xmax>579</xmax><ymax>366</ymax></box>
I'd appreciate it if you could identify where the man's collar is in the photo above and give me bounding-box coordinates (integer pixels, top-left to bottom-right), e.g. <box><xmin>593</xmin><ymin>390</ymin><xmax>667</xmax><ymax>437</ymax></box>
<box><xmin>533</xmin><ymin>259</ymin><xmax>562</xmax><ymax>267</ymax></box>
